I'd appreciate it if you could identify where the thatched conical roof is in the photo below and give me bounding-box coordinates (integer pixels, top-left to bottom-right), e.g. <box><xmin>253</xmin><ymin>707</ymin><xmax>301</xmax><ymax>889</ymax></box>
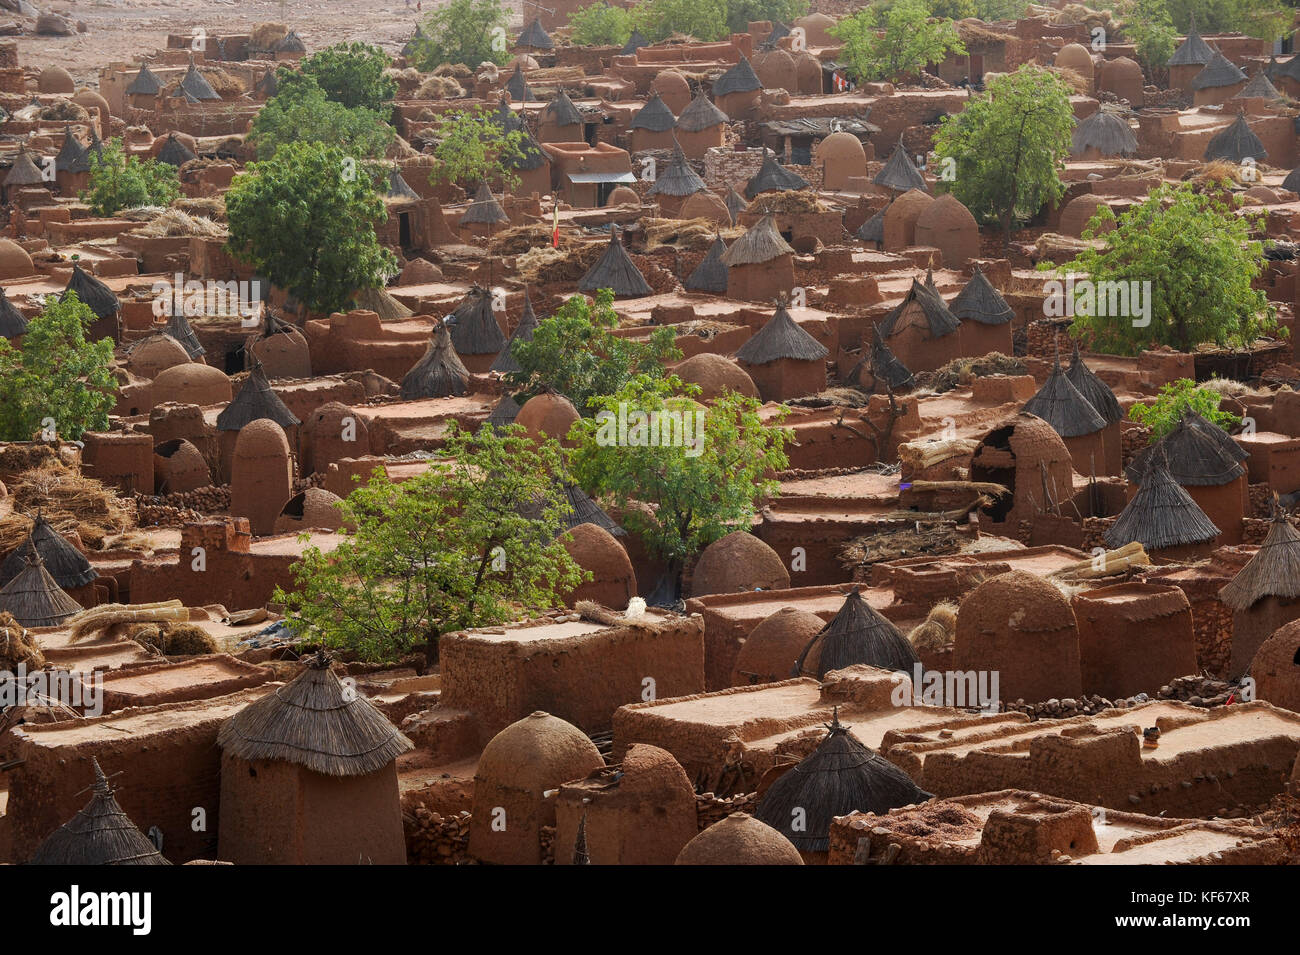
<box><xmin>216</xmin><ymin>361</ymin><xmax>300</xmax><ymax>431</ymax></box>
<box><xmin>744</xmin><ymin>153</ymin><xmax>809</xmax><ymax>199</ymax></box>
<box><xmin>388</xmin><ymin>166</ymin><xmax>420</xmax><ymax>200</ymax></box>
<box><xmin>490</xmin><ymin>290</ymin><xmax>540</xmax><ymax>373</ymax></box>
<box><xmin>517</xmin><ymin>17</ymin><xmax>554</xmax><ymax>50</ymax></box>
<box><xmin>736</xmin><ymin>303</ymin><xmax>827</xmax><ymax>365</ymax></box>
<box><xmin>632</xmin><ymin>92</ymin><xmax>676</xmax><ymax>132</ymax></box>
<box><xmin>1070</xmin><ymin>109</ymin><xmax>1137</xmax><ymax>157</ymax></box>
<box><xmin>63</xmin><ymin>262</ymin><xmax>118</xmax><ymax>319</ymax></box>
<box><xmin>857</xmin><ymin>203</ymin><xmax>888</xmax><ymax>243</ymax></box>
<box><xmin>722</xmin><ymin>213</ymin><xmax>794</xmax><ymax>267</ymax></box>
<box><xmin>752</xmin><ymin>710</ymin><xmax>932</xmax><ymax>853</ymax></box>
<box><xmin>55</xmin><ymin>124</ymin><xmax>90</xmax><ymax>173</ymax></box>
<box><xmin>402</xmin><ymin>23</ymin><xmax>425</xmax><ymax>58</ymax></box>
<box><xmin>724</xmin><ymin>185</ymin><xmax>747</xmax><ymax>225</ymax></box>
<box><xmin>0</xmin><ymin>551</ymin><xmax>82</xmax><ymax>627</ymax></box>
<box><xmin>578</xmin><ymin>228</ymin><xmax>653</xmax><ymax>297</ymax></box>
<box><xmin>685</xmin><ymin>234</ymin><xmax>728</xmax><ymax>293</ymax></box>
<box><xmin>573</xmin><ymin>812</ymin><xmax>590</xmax><ymax>864</ymax></box>
<box><xmin>486</xmin><ymin>393</ymin><xmax>521</xmax><ymax>428</ymax></box>
<box><xmin>218</xmin><ymin>652</ymin><xmax>413</xmax><ymax>776</ymax></box>
<box><xmin>255</xmin><ymin>67</ymin><xmax>278</xmax><ymax>98</ymax></box>
<box><xmin>0</xmin><ymin>513</ymin><xmax>95</xmax><ymax>589</ymax></box>
<box><xmin>352</xmin><ymin>284</ymin><xmax>413</xmax><ymax>319</ymax></box>
<box><xmin>792</xmin><ymin>587</ymin><xmax>918</xmax><ymax>678</ymax></box>
<box><xmin>1220</xmin><ymin>508</ymin><xmax>1300</xmax><ymax>610</ymax></box>
<box><xmin>677</xmin><ymin>89</ymin><xmax>728</xmax><ymax>132</ymax></box>
<box><xmin>508</xmin><ymin>126</ymin><xmax>548</xmax><ymax>172</ymax></box>
<box><xmin>544</xmin><ymin>89</ymin><xmax>583</xmax><ymax>128</ymax></box>
<box><xmin>561</xmin><ymin>481</ymin><xmax>624</xmax><ymax>537</ymax></box>
<box><xmin>156</xmin><ymin>132</ymin><xmax>196</xmax><ymax>167</ymax></box>
<box><xmin>1125</xmin><ymin>412</ymin><xmax>1245</xmax><ymax>486</ymax></box>
<box><xmin>459</xmin><ymin>181</ymin><xmax>510</xmax><ymax>225</ymax></box>
<box><xmin>867</xmin><ymin>328</ymin><xmax>914</xmax><ymax>391</ymax></box>
<box><xmin>401</xmin><ymin>321</ymin><xmax>470</xmax><ymax>399</ymax></box>
<box><xmin>175</xmin><ymin>62</ymin><xmax>221</xmax><ymax>100</ymax></box>
<box><xmin>29</xmin><ymin>759</ymin><xmax>171</xmax><ymax>865</ymax></box>
<box><xmin>0</xmin><ymin>287</ymin><xmax>28</xmax><ymax>337</ymax></box>
<box><xmin>5</xmin><ymin>146</ymin><xmax>46</xmax><ymax>187</ymax></box>
<box><xmin>1270</xmin><ymin>53</ymin><xmax>1300</xmax><ymax>84</ymax></box>
<box><xmin>504</xmin><ymin>63</ymin><xmax>535</xmax><ymax>103</ymax></box>
<box><xmin>447</xmin><ymin>284</ymin><xmax>507</xmax><ymax>355</ymax></box>
<box><xmin>621</xmin><ymin>29</ymin><xmax>649</xmax><ymax>56</ymax></box>
<box><xmin>1168</xmin><ymin>14</ymin><xmax>1215</xmax><ymax>67</ymax></box>
<box><xmin>1239</xmin><ymin>70</ymin><xmax>1280</xmax><ymax>99</ymax></box>
<box><xmin>276</xmin><ymin>30</ymin><xmax>306</xmax><ymax>53</ymax></box>
<box><xmin>1064</xmin><ymin>342</ymin><xmax>1121</xmax><ymax>425</ymax></box>
<box><xmin>1105</xmin><ymin>458</ymin><xmax>1221</xmax><ymax>550</ymax></box>
<box><xmin>1204</xmin><ymin>110</ymin><xmax>1266</xmax><ymax>162</ymax></box>
<box><xmin>878</xmin><ymin>278</ymin><xmax>959</xmax><ymax>339</ymax></box>
<box><xmin>949</xmin><ymin>266</ymin><xmax>1012</xmax><ymax>324</ymax></box>
<box><xmin>873</xmin><ymin>138</ymin><xmax>927</xmax><ymax>193</ymax></box>
<box><xmin>1022</xmin><ymin>358</ymin><xmax>1107</xmax><ymax>438</ymax></box>
<box><xmin>647</xmin><ymin>140</ymin><xmax>704</xmax><ymax>197</ymax></box>
<box><xmin>1190</xmin><ymin>51</ymin><xmax>1246</xmax><ymax>91</ymax></box>
<box><xmin>714</xmin><ymin>56</ymin><xmax>761</xmax><ymax>96</ymax></box>
<box><xmin>125</xmin><ymin>62</ymin><xmax>162</xmax><ymax>96</ymax></box>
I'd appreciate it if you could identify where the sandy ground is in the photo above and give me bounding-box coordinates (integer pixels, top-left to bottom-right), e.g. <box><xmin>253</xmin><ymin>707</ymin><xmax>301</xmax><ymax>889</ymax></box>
<box><xmin>11</xmin><ymin>0</ymin><xmax>531</xmax><ymax>85</ymax></box>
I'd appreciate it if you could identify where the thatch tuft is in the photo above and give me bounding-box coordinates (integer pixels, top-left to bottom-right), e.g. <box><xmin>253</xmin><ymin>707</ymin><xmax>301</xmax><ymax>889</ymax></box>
<box><xmin>736</xmin><ymin>303</ymin><xmax>828</xmax><ymax>365</ymax></box>
<box><xmin>677</xmin><ymin>89</ymin><xmax>728</xmax><ymax>132</ymax></box>
<box><xmin>29</xmin><ymin>759</ymin><xmax>171</xmax><ymax>865</ymax></box>
<box><xmin>647</xmin><ymin>140</ymin><xmax>705</xmax><ymax>198</ymax></box>
<box><xmin>459</xmin><ymin>181</ymin><xmax>510</xmax><ymax>226</ymax></box>
<box><xmin>578</xmin><ymin>229</ymin><xmax>653</xmax><ymax>298</ymax></box>
<box><xmin>216</xmin><ymin>361</ymin><xmax>300</xmax><ymax>431</ymax></box>
<box><xmin>793</xmin><ymin>587</ymin><xmax>918</xmax><ymax>678</ymax></box>
<box><xmin>1105</xmin><ymin>458</ymin><xmax>1220</xmax><ymax>550</ymax></box>
<box><xmin>1190</xmin><ymin>51</ymin><xmax>1246</xmax><ymax>91</ymax></box>
<box><xmin>401</xmin><ymin>321</ymin><xmax>470</xmax><ymax>399</ymax></box>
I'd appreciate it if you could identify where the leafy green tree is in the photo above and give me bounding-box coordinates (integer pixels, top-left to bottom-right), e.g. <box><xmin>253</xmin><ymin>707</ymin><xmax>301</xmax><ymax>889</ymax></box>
<box><xmin>410</xmin><ymin>0</ymin><xmax>509</xmax><ymax>69</ymax></box>
<box><xmin>276</xmin><ymin>423</ymin><xmax>586</xmax><ymax>664</ymax></box>
<box><xmin>225</xmin><ymin>141</ymin><xmax>397</xmax><ymax>314</ymax></box>
<box><xmin>830</xmin><ymin>0</ymin><xmax>965</xmax><ymax>83</ymax></box>
<box><xmin>932</xmin><ymin>65</ymin><xmax>1073</xmax><ymax>247</ymax></box>
<box><xmin>82</xmin><ymin>138</ymin><xmax>179</xmax><ymax>216</ymax></box>
<box><xmin>1129</xmin><ymin>379</ymin><xmax>1241</xmax><ymax>440</ymax></box>
<box><xmin>1063</xmin><ymin>183</ymin><xmax>1275</xmax><ymax>355</ymax></box>
<box><xmin>568</xmin><ymin>2</ymin><xmax>634</xmax><ymax>46</ymax></box>
<box><xmin>505</xmin><ymin>289</ymin><xmax>682</xmax><ymax>413</ymax></box>
<box><xmin>248</xmin><ymin>71</ymin><xmax>394</xmax><ymax>161</ymax></box>
<box><xmin>630</xmin><ymin>0</ymin><xmax>730</xmax><ymax>43</ymax></box>
<box><xmin>725</xmin><ymin>0</ymin><xmax>809</xmax><ymax>34</ymax></box>
<box><xmin>1118</xmin><ymin>0</ymin><xmax>1176</xmax><ymax>80</ymax></box>
<box><xmin>0</xmin><ymin>293</ymin><xmax>116</xmax><ymax>441</ymax></box>
<box><xmin>569</xmin><ymin>377</ymin><xmax>791</xmax><ymax>595</ymax></box>
<box><xmin>300</xmin><ymin>42</ymin><xmax>397</xmax><ymax>112</ymax></box>
<box><xmin>430</xmin><ymin>106</ymin><xmax>528</xmax><ymax>191</ymax></box>
<box><xmin>1165</xmin><ymin>0</ymin><xmax>1288</xmax><ymax>39</ymax></box>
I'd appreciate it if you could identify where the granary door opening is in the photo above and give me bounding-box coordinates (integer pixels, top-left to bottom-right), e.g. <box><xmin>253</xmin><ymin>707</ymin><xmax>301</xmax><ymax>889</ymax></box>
<box><xmin>398</xmin><ymin>212</ymin><xmax>412</xmax><ymax>250</ymax></box>
<box><xmin>970</xmin><ymin>424</ymin><xmax>1016</xmax><ymax>523</ymax></box>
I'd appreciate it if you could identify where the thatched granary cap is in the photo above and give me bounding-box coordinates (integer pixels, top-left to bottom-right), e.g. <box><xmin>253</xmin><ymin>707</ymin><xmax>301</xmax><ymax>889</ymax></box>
<box><xmin>402</xmin><ymin>320</ymin><xmax>470</xmax><ymax>399</ymax></box>
<box><xmin>544</xmin><ymin>89</ymin><xmax>583</xmax><ymax>127</ymax></box>
<box><xmin>1071</xmin><ymin>109</ymin><xmax>1137</xmax><ymax>157</ymax></box>
<box><xmin>1168</xmin><ymin>14</ymin><xmax>1215</xmax><ymax>67</ymax></box>
<box><xmin>63</xmin><ymin>262</ymin><xmax>119</xmax><ymax>319</ymax></box>
<box><xmin>1125</xmin><ymin>412</ymin><xmax>1245</xmax><ymax>486</ymax></box>
<box><xmin>1022</xmin><ymin>359</ymin><xmax>1106</xmax><ymax>438</ymax></box>
<box><xmin>722</xmin><ymin>213</ymin><xmax>794</xmax><ymax>269</ymax></box>
<box><xmin>857</xmin><ymin>203</ymin><xmax>888</xmax><ymax>243</ymax></box>
<box><xmin>676</xmin><ymin>812</ymin><xmax>803</xmax><ymax>865</ymax></box>
<box><xmin>865</xmin><ymin>328</ymin><xmax>914</xmax><ymax>390</ymax></box>
<box><xmin>30</xmin><ymin>759</ymin><xmax>171</xmax><ymax>865</ymax></box>
<box><xmin>724</xmin><ymin>186</ymin><xmax>747</xmax><ymax>226</ymax></box>
<box><xmin>166</xmin><ymin>309</ymin><xmax>205</xmax><ymax>358</ymax></box>
<box><xmin>1220</xmin><ymin>509</ymin><xmax>1300</xmax><ymax>610</ymax></box>
<box><xmin>560</xmin><ymin>481</ymin><xmax>624</xmax><ymax>537</ymax></box>
<box><xmin>743</xmin><ymin>154</ymin><xmax>809</xmax><ymax>199</ymax></box>
<box><xmin>388</xmin><ymin>166</ymin><xmax>419</xmax><ymax>200</ymax></box>
<box><xmin>685</xmin><ymin>234</ymin><xmax>729</xmax><ymax>295</ymax></box>
<box><xmin>255</xmin><ymin>67</ymin><xmax>279</xmax><ymax>98</ymax></box>
<box><xmin>714</xmin><ymin>55</ymin><xmax>761</xmax><ymax>96</ymax></box>
<box><xmin>1204</xmin><ymin>110</ymin><xmax>1266</xmax><ymax>162</ymax></box>
<box><xmin>218</xmin><ymin>652</ymin><xmax>413</xmax><ymax>776</ymax></box>
<box><xmin>578</xmin><ymin>228</ymin><xmax>652</xmax><ymax>298</ymax></box>
<box><xmin>959</xmin><ymin>569</ymin><xmax>1074</xmax><ymax>634</ymax></box>
<box><xmin>794</xmin><ymin>587</ymin><xmax>918</xmax><ymax>678</ymax></box>
<box><xmin>4</xmin><ymin>146</ymin><xmax>46</xmax><ymax>188</ymax></box>
<box><xmin>504</xmin><ymin>63</ymin><xmax>535</xmax><ymax>103</ymax></box>
<box><xmin>510</xmin><ymin>126</ymin><xmax>548</xmax><ymax>172</ymax></box>
<box><xmin>125</xmin><ymin>63</ymin><xmax>162</xmax><ymax>96</ymax></box>
<box><xmin>1105</xmin><ymin>458</ymin><xmax>1221</xmax><ymax>550</ymax></box>
<box><xmin>216</xmin><ymin>362</ymin><xmax>300</xmax><ymax>431</ymax></box>
<box><xmin>459</xmin><ymin>182</ymin><xmax>510</xmax><ymax>226</ymax></box>
<box><xmin>0</xmin><ymin>551</ymin><xmax>83</xmax><ymax>628</ymax></box>
<box><xmin>949</xmin><ymin>266</ymin><xmax>1012</xmax><ymax>325</ymax></box>
<box><xmin>874</xmin><ymin>138</ymin><xmax>927</xmax><ymax>193</ymax></box>
<box><xmin>1191</xmin><ymin>51</ymin><xmax>1246</xmax><ymax>91</ymax></box>
<box><xmin>631</xmin><ymin>92</ymin><xmax>676</xmax><ymax>132</ymax></box>
<box><xmin>622</xmin><ymin>29</ymin><xmax>649</xmax><ymax>55</ymax></box>
<box><xmin>878</xmin><ymin>278</ymin><xmax>960</xmax><ymax>339</ymax></box>
<box><xmin>156</xmin><ymin>133</ymin><xmax>196</xmax><ymax>167</ymax></box>
<box><xmin>0</xmin><ymin>287</ymin><xmax>28</xmax><ymax>337</ymax></box>
<box><xmin>55</xmin><ymin>124</ymin><xmax>90</xmax><ymax>174</ymax></box>
<box><xmin>753</xmin><ymin>711</ymin><xmax>932</xmax><ymax>852</ymax></box>
<box><xmin>691</xmin><ymin>531</ymin><xmax>789</xmax><ymax>596</ymax></box>
<box><xmin>677</xmin><ymin>89</ymin><xmax>728</xmax><ymax>132</ymax></box>
<box><xmin>0</xmin><ymin>513</ymin><xmax>95</xmax><ymax>589</ymax></box>
<box><xmin>1239</xmin><ymin>70</ymin><xmax>1280</xmax><ymax>99</ymax></box>
<box><xmin>648</xmin><ymin>140</ymin><xmax>705</xmax><ymax>197</ymax></box>
<box><xmin>174</xmin><ymin>62</ymin><xmax>221</xmax><ymax>101</ymax></box>
<box><xmin>490</xmin><ymin>289</ymin><xmax>539</xmax><ymax>373</ymax></box>
<box><xmin>1065</xmin><ymin>342</ymin><xmax>1121</xmax><ymax>425</ymax></box>
<box><xmin>517</xmin><ymin>17</ymin><xmax>554</xmax><ymax>50</ymax></box>
<box><xmin>276</xmin><ymin>30</ymin><xmax>306</xmax><ymax>53</ymax></box>
<box><xmin>486</xmin><ymin>393</ymin><xmax>521</xmax><ymax>428</ymax></box>
<box><xmin>475</xmin><ymin>711</ymin><xmax>603</xmax><ymax>794</ymax></box>
<box><xmin>735</xmin><ymin>303</ymin><xmax>828</xmax><ymax>365</ymax></box>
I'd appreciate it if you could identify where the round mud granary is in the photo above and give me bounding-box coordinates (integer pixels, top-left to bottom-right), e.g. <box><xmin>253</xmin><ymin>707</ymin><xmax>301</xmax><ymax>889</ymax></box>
<box><xmin>688</xmin><ymin>531</ymin><xmax>790</xmax><ymax>597</ymax></box>
<box><xmin>675</xmin><ymin>812</ymin><xmax>803</xmax><ymax>865</ymax></box>
<box><xmin>273</xmin><ymin>487</ymin><xmax>345</xmax><ymax>534</ymax></box>
<box><xmin>301</xmin><ymin>401</ymin><xmax>368</xmax><ymax>477</ymax></box>
<box><xmin>515</xmin><ymin>392</ymin><xmax>581</xmax><ymax>447</ymax></box>
<box><xmin>152</xmin><ymin>362</ymin><xmax>232</xmax><ymax>407</ymax></box>
<box><xmin>153</xmin><ymin>438</ymin><xmax>211</xmax><ymax>494</ymax></box>
<box><xmin>733</xmin><ymin>606</ymin><xmax>826</xmax><ymax>685</ymax></box>
<box><xmin>246</xmin><ymin>313</ymin><xmax>311</xmax><ymax>379</ymax></box>
<box><xmin>469</xmin><ymin>711</ymin><xmax>605</xmax><ymax>865</ymax></box>
<box><xmin>969</xmin><ymin>413</ymin><xmax>1075</xmax><ymax>527</ymax></box>
<box><xmin>955</xmin><ymin>570</ymin><xmax>1082</xmax><ymax>704</ymax></box>
<box><xmin>127</xmin><ymin>334</ymin><xmax>191</xmax><ymax>380</ymax></box>
<box><xmin>560</xmin><ymin>521</ymin><xmax>637</xmax><ymax>610</ymax></box>
<box><xmin>674</xmin><ymin>352</ymin><xmax>759</xmax><ymax>401</ymax></box>
<box><xmin>229</xmin><ymin>419</ymin><xmax>294</xmax><ymax>537</ymax></box>
<box><xmin>1071</xmin><ymin>582</ymin><xmax>1196</xmax><ymax>700</ymax></box>
<box><xmin>1249</xmin><ymin>619</ymin><xmax>1300</xmax><ymax>713</ymax></box>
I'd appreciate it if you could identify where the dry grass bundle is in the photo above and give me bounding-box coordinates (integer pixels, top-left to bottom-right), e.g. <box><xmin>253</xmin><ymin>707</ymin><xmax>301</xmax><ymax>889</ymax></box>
<box><xmin>1200</xmin><ymin>376</ymin><xmax>1251</xmax><ymax>397</ymax></box>
<box><xmin>250</xmin><ymin>21</ymin><xmax>288</xmax><ymax>49</ymax></box>
<box><xmin>745</xmin><ymin>191</ymin><xmax>825</xmax><ymax>215</ymax></box>
<box><xmin>1186</xmin><ymin>160</ymin><xmax>1246</xmax><ymax>193</ymax></box>
<box><xmin>40</xmin><ymin>100</ymin><xmax>89</xmax><ymax>122</ymax></box>
<box><xmin>0</xmin><ymin>610</ymin><xmax>44</xmax><ymax>670</ymax></box>
<box><xmin>518</xmin><ymin>241</ymin><xmax>606</xmax><ymax>284</ymax></box>
<box><xmin>153</xmin><ymin>623</ymin><xmax>218</xmax><ymax>655</ymax></box>
<box><xmin>1051</xmin><ymin>540</ymin><xmax>1150</xmax><ymax>580</ymax></box>
<box><xmin>913</xmin><ymin>352</ymin><xmax>1026</xmax><ymax>395</ymax></box>
<box><xmin>434</xmin><ymin>63</ymin><xmax>473</xmax><ymax>79</ymax></box>
<box><xmin>172</xmin><ymin>195</ymin><xmax>227</xmax><ymax>222</ymax></box>
<box><xmin>524</xmin><ymin>66</ymin><xmax>587</xmax><ymax>86</ymax></box>
<box><xmin>0</xmin><ymin>443</ymin><xmax>58</xmax><ymax>482</ymax></box>
<box><xmin>907</xmin><ymin>601</ymin><xmax>958</xmax><ymax>652</ymax></box>
<box><xmin>416</xmin><ymin>74</ymin><xmax>464</xmax><ymax>99</ymax></box>
<box><xmin>200</xmin><ymin>67</ymin><xmax>245</xmax><ymax>96</ymax></box>
<box><xmin>131</xmin><ymin>208</ymin><xmax>226</xmax><ymax>238</ymax></box>
<box><xmin>489</xmin><ymin>222</ymin><xmax>578</xmax><ymax>256</ymax></box>
<box><xmin>7</xmin><ymin>461</ymin><xmax>134</xmax><ymax>549</ymax></box>
<box><xmin>898</xmin><ymin>437</ymin><xmax>978</xmax><ymax>470</ymax></box>
<box><xmin>840</xmin><ymin>522</ymin><xmax>959</xmax><ymax>569</ymax></box>
<box><xmin>1049</xmin><ymin>66</ymin><xmax>1092</xmax><ymax>96</ymax></box>
<box><xmin>68</xmin><ymin>600</ymin><xmax>188</xmax><ymax>644</ymax></box>
<box><xmin>387</xmin><ymin>67</ymin><xmax>421</xmax><ymax>83</ymax></box>
<box><xmin>644</xmin><ymin>217</ymin><xmax>733</xmax><ymax>252</ymax></box>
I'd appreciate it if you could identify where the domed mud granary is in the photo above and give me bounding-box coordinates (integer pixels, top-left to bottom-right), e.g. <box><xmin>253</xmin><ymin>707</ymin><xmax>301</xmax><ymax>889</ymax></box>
<box><xmin>1249</xmin><ymin>619</ymin><xmax>1300</xmax><ymax>713</ymax></box>
<box><xmin>515</xmin><ymin>392</ymin><xmax>581</xmax><ymax>447</ymax></box>
<box><xmin>954</xmin><ymin>569</ymin><xmax>1082</xmax><ymax>704</ymax></box>
<box><xmin>229</xmin><ymin>418</ymin><xmax>293</xmax><ymax>537</ymax></box>
<box><xmin>970</xmin><ymin>412</ymin><xmax>1075</xmax><ymax>527</ymax></box>
<box><xmin>675</xmin><ymin>812</ymin><xmax>803</xmax><ymax>865</ymax></box>
<box><xmin>469</xmin><ymin>711</ymin><xmax>605</xmax><ymax>865</ymax></box>
<box><xmin>795</xmin><ymin>586</ymin><xmax>918</xmax><ymax>678</ymax></box>
<box><xmin>674</xmin><ymin>352</ymin><xmax>759</xmax><ymax>401</ymax></box>
<box><xmin>153</xmin><ymin>438</ymin><xmax>211</xmax><ymax>494</ymax></box>
<box><xmin>151</xmin><ymin>362</ymin><xmax>232</xmax><ymax>407</ymax></box>
<box><xmin>560</xmin><ymin>522</ymin><xmax>637</xmax><ymax>610</ymax></box>
<box><xmin>246</xmin><ymin>311</ymin><xmax>311</xmax><ymax>379</ymax></box>
<box><xmin>127</xmin><ymin>333</ymin><xmax>191</xmax><ymax>380</ymax></box>
<box><xmin>301</xmin><ymin>401</ymin><xmax>368</xmax><ymax>477</ymax></box>
<box><xmin>733</xmin><ymin>606</ymin><xmax>826</xmax><ymax>685</ymax></box>
<box><xmin>274</xmin><ymin>487</ymin><xmax>345</xmax><ymax>534</ymax></box>
<box><xmin>689</xmin><ymin>531</ymin><xmax>790</xmax><ymax>597</ymax></box>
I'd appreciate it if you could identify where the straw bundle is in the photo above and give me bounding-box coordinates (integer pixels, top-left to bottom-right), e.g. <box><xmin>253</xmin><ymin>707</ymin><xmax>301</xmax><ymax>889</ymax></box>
<box><xmin>0</xmin><ymin>443</ymin><xmax>59</xmax><ymax>482</ymax></box>
<box><xmin>133</xmin><ymin>622</ymin><xmax>219</xmax><ymax>656</ymax></box>
<box><xmin>8</xmin><ymin>461</ymin><xmax>134</xmax><ymax>545</ymax></box>
<box><xmin>250</xmin><ymin>22</ymin><xmax>288</xmax><ymax>49</ymax></box>
<box><xmin>489</xmin><ymin>223</ymin><xmax>578</xmax><ymax>256</ymax></box>
<box><xmin>644</xmin><ymin>217</ymin><xmax>735</xmax><ymax>252</ymax></box>
<box><xmin>416</xmin><ymin>74</ymin><xmax>463</xmax><ymax>99</ymax></box>
<box><xmin>131</xmin><ymin>209</ymin><xmax>226</xmax><ymax>238</ymax></box>
<box><xmin>907</xmin><ymin>601</ymin><xmax>958</xmax><ymax>652</ymax></box>
<box><xmin>744</xmin><ymin>191</ymin><xmax>826</xmax><ymax>215</ymax></box>
<box><xmin>0</xmin><ymin>610</ymin><xmax>44</xmax><ymax>670</ymax></box>
<box><xmin>1050</xmin><ymin>540</ymin><xmax>1150</xmax><ymax>580</ymax></box>
<box><xmin>898</xmin><ymin>437</ymin><xmax>978</xmax><ymax>471</ymax></box>
<box><xmin>67</xmin><ymin>600</ymin><xmax>188</xmax><ymax>644</ymax></box>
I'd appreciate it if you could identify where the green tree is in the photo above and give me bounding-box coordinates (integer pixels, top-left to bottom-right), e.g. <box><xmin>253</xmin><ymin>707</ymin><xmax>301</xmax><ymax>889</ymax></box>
<box><xmin>568</xmin><ymin>2</ymin><xmax>634</xmax><ymax>46</ymax></box>
<box><xmin>1118</xmin><ymin>0</ymin><xmax>1177</xmax><ymax>81</ymax></box>
<box><xmin>569</xmin><ymin>377</ymin><xmax>791</xmax><ymax>595</ymax></box>
<box><xmin>630</xmin><ymin>0</ymin><xmax>730</xmax><ymax>43</ymax></box>
<box><xmin>725</xmin><ymin>0</ymin><xmax>809</xmax><ymax>34</ymax></box>
<box><xmin>1165</xmin><ymin>0</ymin><xmax>1288</xmax><ymax>39</ymax></box>
<box><xmin>248</xmin><ymin>71</ymin><xmax>394</xmax><ymax>162</ymax></box>
<box><xmin>276</xmin><ymin>423</ymin><xmax>586</xmax><ymax>664</ymax></box>
<box><xmin>1062</xmin><ymin>182</ymin><xmax>1275</xmax><ymax>355</ymax></box>
<box><xmin>932</xmin><ymin>65</ymin><xmax>1073</xmax><ymax>247</ymax></box>
<box><xmin>1129</xmin><ymin>379</ymin><xmax>1241</xmax><ymax>440</ymax></box>
<box><xmin>409</xmin><ymin>0</ymin><xmax>509</xmax><ymax>69</ymax></box>
<box><xmin>81</xmin><ymin>138</ymin><xmax>179</xmax><ymax>216</ymax></box>
<box><xmin>0</xmin><ymin>292</ymin><xmax>116</xmax><ymax>441</ymax></box>
<box><xmin>300</xmin><ymin>42</ymin><xmax>397</xmax><ymax>112</ymax></box>
<box><xmin>225</xmin><ymin>141</ymin><xmax>397</xmax><ymax>314</ymax></box>
<box><xmin>430</xmin><ymin>106</ymin><xmax>528</xmax><ymax>191</ymax></box>
<box><xmin>830</xmin><ymin>0</ymin><xmax>965</xmax><ymax>83</ymax></box>
<box><xmin>505</xmin><ymin>289</ymin><xmax>682</xmax><ymax>413</ymax></box>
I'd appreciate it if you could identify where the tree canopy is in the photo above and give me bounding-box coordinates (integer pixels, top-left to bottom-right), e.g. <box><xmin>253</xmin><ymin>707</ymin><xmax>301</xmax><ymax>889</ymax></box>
<box><xmin>248</xmin><ymin>70</ymin><xmax>394</xmax><ymax>162</ymax></box>
<box><xmin>409</xmin><ymin>0</ymin><xmax>509</xmax><ymax>69</ymax></box>
<box><xmin>82</xmin><ymin>138</ymin><xmax>179</xmax><ymax>216</ymax></box>
<box><xmin>1129</xmin><ymin>379</ymin><xmax>1241</xmax><ymax>440</ymax></box>
<box><xmin>225</xmin><ymin>141</ymin><xmax>396</xmax><ymax>315</ymax></box>
<box><xmin>831</xmin><ymin>0</ymin><xmax>965</xmax><ymax>83</ymax></box>
<box><xmin>299</xmin><ymin>41</ymin><xmax>397</xmax><ymax>112</ymax></box>
<box><xmin>430</xmin><ymin>106</ymin><xmax>528</xmax><ymax>191</ymax></box>
<box><xmin>568</xmin><ymin>2</ymin><xmax>634</xmax><ymax>46</ymax></box>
